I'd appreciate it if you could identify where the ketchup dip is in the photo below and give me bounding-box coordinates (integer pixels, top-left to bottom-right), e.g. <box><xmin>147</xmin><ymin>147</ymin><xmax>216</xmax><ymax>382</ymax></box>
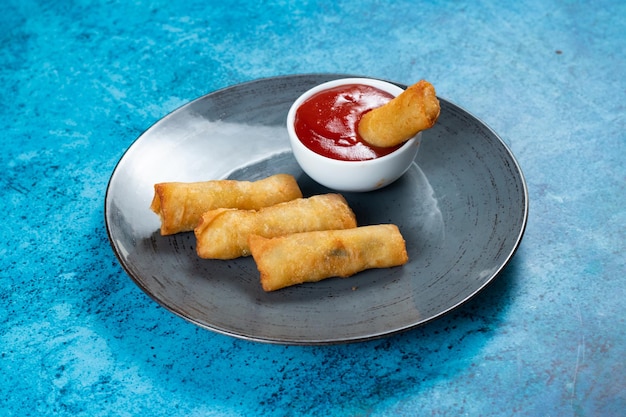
<box><xmin>293</xmin><ymin>84</ymin><xmax>402</xmax><ymax>161</ymax></box>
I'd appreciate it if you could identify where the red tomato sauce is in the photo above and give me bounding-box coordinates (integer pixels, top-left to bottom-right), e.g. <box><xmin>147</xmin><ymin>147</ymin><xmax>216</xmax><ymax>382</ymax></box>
<box><xmin>294</xmin><ymin>84</ymin><xmax>401</xmax><ymax>161</ymax></box>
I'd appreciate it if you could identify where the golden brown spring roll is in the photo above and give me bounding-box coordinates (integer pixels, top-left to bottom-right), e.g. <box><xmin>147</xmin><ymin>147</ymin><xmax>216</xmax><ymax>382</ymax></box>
<box><xmin>150</xmin><ymin>174</ymin><xmax>302</xmax><ymax>235</ymax></box>
<box><xmin>249</xmin><ymin>224</ymin><xmax>408</xmax><ymax>292</ymax></box>
<box><xmin>195</xmin><ymin>193</ymin><xmax>357</xmax><ymax>259</ymax></box>
<box><xmin>358</xmin><ymin>80</ymin><xmax>440</xmax><ymax>148</ymax></box>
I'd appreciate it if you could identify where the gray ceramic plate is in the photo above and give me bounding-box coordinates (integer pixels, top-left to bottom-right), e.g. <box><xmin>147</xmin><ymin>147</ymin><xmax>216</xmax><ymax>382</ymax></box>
<box><xmin>105</xmin><ymin>74</ymin><xmax>528</xmax><ymax>345</ymax></box>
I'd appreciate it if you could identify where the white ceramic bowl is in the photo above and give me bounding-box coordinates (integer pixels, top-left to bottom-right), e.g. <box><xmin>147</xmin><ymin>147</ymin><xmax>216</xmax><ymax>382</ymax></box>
<box><xmin>287</xmin><ymin>77</ymin><xmax>421</xmax><ymax>192</ymax></box>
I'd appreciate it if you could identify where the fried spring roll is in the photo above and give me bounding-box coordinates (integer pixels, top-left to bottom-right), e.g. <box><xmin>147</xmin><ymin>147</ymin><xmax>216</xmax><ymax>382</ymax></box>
<box><xmin>195</xmin><ymin>193</ymin><xmax>357</xmax><ymax>259</ymax></box>
<box><xmin>249</xmin><ymin>224</ymin><xmax>408</xmax><ymax>292</ymax></box>
<box><xmin>358</xmin><ymin>80</ymin><xmax>440</xmax><ymax>148</ymax></box>
<box><xmin>150</xmin><ymin>174</ymin><xmax>302</xmax><ymax>235</ymax></box>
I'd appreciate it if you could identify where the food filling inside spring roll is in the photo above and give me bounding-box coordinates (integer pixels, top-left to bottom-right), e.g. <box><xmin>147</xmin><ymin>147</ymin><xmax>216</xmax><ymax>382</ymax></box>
<box><xmin>195</xmin><ymin>193</ymin><xmax>357</xmax><ymax>259</ymax></box>
<box><xmin>249</xmin><ymin>224</ymin><xmax>408</xmax><ymax>292</ymax></box>
<box><xmin>150</xmin><ymin>173</ymin><xmax>302</xmax><ymax>235</ymax></box>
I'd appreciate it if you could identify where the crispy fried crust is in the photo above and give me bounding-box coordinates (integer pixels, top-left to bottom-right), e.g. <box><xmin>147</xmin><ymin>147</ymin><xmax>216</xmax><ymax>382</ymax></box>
<box><xmin>249</xmin><ymin>224</ymin><xmax>408</xmax><ymax>292</ymax></box>
<box><xmin>194</xmin><ymin>193</ymin><xmax>357</xmax><ymax>259</ymax></box>
<box><xmin>150</xmin><ymin>174</ymin><xmax>302</xmax><ymax>235</ymax></box>
<box><xmin>358</xmin><ymin>80</ymin><xmax>440</xmax><ymax>147</ymax></box>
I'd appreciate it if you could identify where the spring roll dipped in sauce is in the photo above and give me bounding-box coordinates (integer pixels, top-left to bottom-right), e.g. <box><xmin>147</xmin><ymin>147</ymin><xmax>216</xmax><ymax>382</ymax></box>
<box><xmin>358</xmin><ymin>80</ymin><xmax>440</xmax><ymax>148</ymax></box>
<box><xmin>195</xmin><ymin>193</ymin><xmax>357</xmax><ymax>259</ymax></box>
<box><xmin>150</xmin><ymin>174</ymin><xmax>302</xmax><ymax>235</ymax></box>
<box><xmin>249</xmin><ymin>224</ymin><xmax>408</xmax><ymax>292</ymax></box>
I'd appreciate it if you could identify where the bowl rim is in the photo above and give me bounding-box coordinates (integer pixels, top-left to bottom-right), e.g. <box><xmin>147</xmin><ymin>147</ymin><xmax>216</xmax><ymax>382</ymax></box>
<box><xmin>286</xmin><ymin>77</ymin><xmax>419</xmax><ymax>167</ymax></box>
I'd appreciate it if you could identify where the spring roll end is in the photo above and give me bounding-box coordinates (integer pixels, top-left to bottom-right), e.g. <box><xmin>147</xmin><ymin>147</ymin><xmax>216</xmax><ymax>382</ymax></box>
<box><xmin>194</xmin><ymin>208</ymin><xmax>245</xmax><ymax>259</ymax></box>
<box><xmin>150</xmin><ymin>184</ymin><xmax>176</xmax><ymax>233</ymax></box>
<box><xmin>150</xmin><ymin>184</ymin><xmax>162</xmax><ymax>215</ymax></box>
<box><xmin>358</xmin><ymin>80</ymin><xmax>440</xmax><ymax>148</ymax></box>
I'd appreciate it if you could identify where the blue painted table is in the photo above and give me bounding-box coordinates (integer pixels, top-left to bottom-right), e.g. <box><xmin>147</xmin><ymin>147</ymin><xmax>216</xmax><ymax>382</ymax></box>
<box><xmin>1</xmin><ymin>1</ymin><xmax>624</xmax><ymax>415</ymax></box>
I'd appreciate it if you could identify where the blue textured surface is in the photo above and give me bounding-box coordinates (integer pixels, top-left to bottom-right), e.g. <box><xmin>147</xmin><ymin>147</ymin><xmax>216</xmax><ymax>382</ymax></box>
<box><xmin>1</xmin><ymin>0</ymin><xmax>625</xmax><ymax>415</ymax></box>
